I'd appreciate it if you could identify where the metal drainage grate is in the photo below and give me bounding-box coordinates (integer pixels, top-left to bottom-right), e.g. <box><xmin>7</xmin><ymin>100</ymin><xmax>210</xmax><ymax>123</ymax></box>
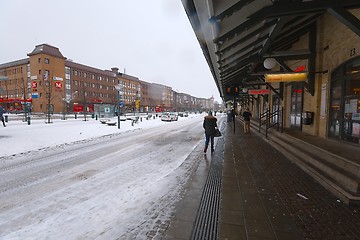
<box><xmin>191</xmin><ymin>138</ymin><xmax>224</xmax><ymax>240</ymax></box>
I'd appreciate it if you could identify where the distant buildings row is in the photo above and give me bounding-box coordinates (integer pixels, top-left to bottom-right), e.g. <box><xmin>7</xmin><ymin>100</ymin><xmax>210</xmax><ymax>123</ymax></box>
<box><xmin>0</xmin><ymin>44</ymin><xmax>223</xmax><ymax>116</ymax></box>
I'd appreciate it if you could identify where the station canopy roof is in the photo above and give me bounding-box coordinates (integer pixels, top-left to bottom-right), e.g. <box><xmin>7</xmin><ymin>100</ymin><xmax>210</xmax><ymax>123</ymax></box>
<box><xmin>181</xmin><ymin>0</ymin><xmax>360</xmax><ymax>102</ymax></box>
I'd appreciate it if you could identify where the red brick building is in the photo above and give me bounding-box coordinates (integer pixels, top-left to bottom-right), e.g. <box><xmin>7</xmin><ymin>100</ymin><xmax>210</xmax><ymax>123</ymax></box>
<box><xmin>0</xmin><ymin>44</ymin><xmax>217</xmax><ymax>115</ymax></box>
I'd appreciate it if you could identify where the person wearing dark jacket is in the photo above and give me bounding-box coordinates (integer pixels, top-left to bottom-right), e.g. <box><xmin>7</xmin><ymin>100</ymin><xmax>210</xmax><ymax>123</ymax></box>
<box><xmin>0</xmin><ymin>106</ymin><xmax>6</xmax><ymax>127</ymax></box>
<box><xmin>203</xmin><ymin>111</ymin><xmax>217</xmax><ymax>153</ymax></box>
<box><xmin>242</xmin><ymin>107</ymin><xmax>252</xmax><ymax>134</ymax></box>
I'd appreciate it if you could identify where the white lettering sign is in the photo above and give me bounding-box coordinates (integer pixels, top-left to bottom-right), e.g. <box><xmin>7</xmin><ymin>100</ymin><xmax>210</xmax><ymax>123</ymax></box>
<box><xmin>53</xmin><ymin>76</ymin><xmax>63</xmax><ymax>81</ymax></box>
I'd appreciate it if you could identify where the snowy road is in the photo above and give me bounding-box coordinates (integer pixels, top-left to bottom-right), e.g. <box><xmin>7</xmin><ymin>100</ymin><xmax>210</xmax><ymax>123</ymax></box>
<box><xmin>0</xmin><ymin>114</ymin><xmax>218</xmax><ymax>239</ymax></box>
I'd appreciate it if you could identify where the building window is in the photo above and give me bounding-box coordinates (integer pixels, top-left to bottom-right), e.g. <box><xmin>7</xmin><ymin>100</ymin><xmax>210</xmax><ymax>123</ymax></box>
<box><xmin>38</xmin><ymin>58</ymin><xmax>41</xmax><ymax>63</ymax></box>
<box><xmin>44</xmin><ymin>58</ymin><xmax>50</xmax><ymax>64</ymax></box>
<box><xmin>329</xmin><ymin>56</ymin><xmax>360</xmax><ymax>144</ymax></box>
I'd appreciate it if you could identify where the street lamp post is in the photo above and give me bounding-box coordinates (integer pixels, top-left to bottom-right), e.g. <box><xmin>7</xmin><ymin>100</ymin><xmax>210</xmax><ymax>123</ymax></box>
<box><xmin>62</xmin><ymin>98</ymin><xmax>70</xmax><ymax>120</ymax></box>
<box><xmin>81</xmin><ymin>85</ymin><xmax>88</xmax><ymax>121</ymax></box>
<box><xmin>115</xmin><ymin>84</ymin><xmax>122</xmax><ymax>129</ymax></box>
<box><xmin>19</xmin><ymin>78</ymin><xmax>28</xmax><ymax>123</ymax></box>
<box><xmin>45</xmin><ymin>71</ymin><xmax>52</xmax><ymax>124</ymax></box>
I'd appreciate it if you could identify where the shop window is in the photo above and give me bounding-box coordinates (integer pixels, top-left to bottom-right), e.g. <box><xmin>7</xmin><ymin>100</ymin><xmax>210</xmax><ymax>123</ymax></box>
<box><xmin>345</xmin><ymin>57</ymin><xmax>360</xmax><ymax>75</ymax></box>
<box><xmin>290</xmin><ymin>83</ymin><xmax>303</xmax><ymax>129</ymax></box>
<box><xmin>272</xmin><ymin>96</ymin><xmax>281</xmax><ymax>123</ymax></box>
<box><xmin>342</xmin><ymin>77</ymin><xmax>360</xmax><ymax>142</ymax></box>
<box><xmin>329</xmin><ymin>56</ymin><xmax>360</xmax><ymax>143</ymax></box>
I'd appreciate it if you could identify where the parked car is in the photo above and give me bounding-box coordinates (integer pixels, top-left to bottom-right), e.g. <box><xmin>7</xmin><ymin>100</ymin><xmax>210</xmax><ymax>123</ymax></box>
<box><xmin>100</xmin><ymin>118</ymin><xmax>110</xmax><ymax>124</ymax></box>
<box><xmin>161</xmin><ymin>112</ymin><xmax>172</xmax><ymax>121</ymax></box>
<box><xmin>170</xmin><ymin>112</ymin><xmax>178</xmax><ymax>121</ymax></box>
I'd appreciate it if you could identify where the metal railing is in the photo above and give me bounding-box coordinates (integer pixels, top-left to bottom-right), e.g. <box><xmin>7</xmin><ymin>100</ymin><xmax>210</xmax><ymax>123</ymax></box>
<box><xmin>258</xmin><ymin>107</ymin><xmax>283</xmax><ymax>137</ymax></box>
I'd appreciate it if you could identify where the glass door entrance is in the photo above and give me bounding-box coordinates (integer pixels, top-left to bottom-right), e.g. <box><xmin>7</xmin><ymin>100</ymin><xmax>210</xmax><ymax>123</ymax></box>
<box><xmin>329</xmin><ymin>57</ymin><xmax>360</xmax><ymax>144</ymax></box>
<box><xmin>290</xmin><ymin>83</ymin><xmax>303</xmax><ymax>129</ymax></box>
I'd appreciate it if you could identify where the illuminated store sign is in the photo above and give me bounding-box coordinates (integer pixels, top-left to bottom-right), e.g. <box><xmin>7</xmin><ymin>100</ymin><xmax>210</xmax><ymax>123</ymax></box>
<box><xmin>265</xmin><ymin>73</ymin><xmax>307</xmax><ymax>82</ymax></box>
<box><xmin>248</xmin><ymin>89</ymin><xmax>270</xmax><ymax>95</ymax></box>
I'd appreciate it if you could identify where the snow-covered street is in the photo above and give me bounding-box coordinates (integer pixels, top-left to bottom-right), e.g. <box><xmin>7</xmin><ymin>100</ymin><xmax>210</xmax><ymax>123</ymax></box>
<box><xmin>0</xmin><ymin>113</ymin><xmax>224</xmax><ymax>239</ymax></box>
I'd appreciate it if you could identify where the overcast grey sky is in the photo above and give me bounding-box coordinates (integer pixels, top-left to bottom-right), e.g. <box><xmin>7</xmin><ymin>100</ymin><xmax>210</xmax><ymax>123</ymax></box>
<box><xmin>0</xmin><ymin>0</ymin><xmax>222</xmax><ymax>102</ymax></box>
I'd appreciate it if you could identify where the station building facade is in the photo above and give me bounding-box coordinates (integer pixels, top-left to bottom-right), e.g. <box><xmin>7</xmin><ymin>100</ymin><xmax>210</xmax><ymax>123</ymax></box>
<box><xmin>245</xmin><ymin>9</ymin><xmax>360</xmax><ymax>145</ymax></box>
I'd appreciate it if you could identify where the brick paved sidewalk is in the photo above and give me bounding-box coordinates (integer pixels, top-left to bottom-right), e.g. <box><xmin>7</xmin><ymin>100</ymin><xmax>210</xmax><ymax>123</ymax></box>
<box><xmin>222</xmin><ymin>120</ymin><xmax>360</xmax><ymax>239</ymax></box>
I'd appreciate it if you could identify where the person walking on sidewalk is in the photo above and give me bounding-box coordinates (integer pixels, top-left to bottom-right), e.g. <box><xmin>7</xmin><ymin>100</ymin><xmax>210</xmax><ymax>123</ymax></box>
<box><xmin>0</xmin><ymin>106</ymin><xmax>6</xmax><ymax>127</ymax></box>
<box><xmin>242</xmin><ymin>107</ymin><xmax>252</xmax><ymax>134</ymax></box>
<box><xmin>203</xmin><ymin>111</ymin><xmax>217</xmax><ymax>153</ymax></box>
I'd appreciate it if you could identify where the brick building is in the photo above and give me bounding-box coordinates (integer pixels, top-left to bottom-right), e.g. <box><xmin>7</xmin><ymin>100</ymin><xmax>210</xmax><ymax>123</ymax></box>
<box><xmin>0</xmin><ymin>44</ymin><xmax>217</xmax><ymax>116</ymax></box>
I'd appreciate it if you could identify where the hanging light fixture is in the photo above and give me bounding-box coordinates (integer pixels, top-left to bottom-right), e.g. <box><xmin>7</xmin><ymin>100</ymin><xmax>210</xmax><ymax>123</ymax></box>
<box><xmin>263</xmin><ymin>58</ymin><xmax>277</xmax><ymax>69</ymax></box>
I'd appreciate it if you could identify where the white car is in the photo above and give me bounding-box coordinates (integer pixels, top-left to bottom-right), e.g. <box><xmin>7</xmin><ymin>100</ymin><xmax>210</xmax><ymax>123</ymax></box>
<box><xmin>170</xmin><ymin>112</ymin><xmax>178</xmax><ymax>121</ymax></box>
<box><xmin>161</xmin><ymin>112</ymin><xmax>178</xmax><ymax>121</ymax></box>
<box><xmin>161</xmin><ymin>112</ymin><xmax>172</xmax><ymax>121</ymax></box>
<box><xmin>100</xmin><ymin>118</ymin><xmax>110</xmax><ymax>124</ymax></box>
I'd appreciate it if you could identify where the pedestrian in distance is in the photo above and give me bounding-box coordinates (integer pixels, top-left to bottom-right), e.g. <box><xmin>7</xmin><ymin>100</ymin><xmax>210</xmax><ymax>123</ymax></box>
<box><xmin>242</xmin><ymin>107</ymin><xmax>252</xmax><ymax>134</ymax></box>
<box><xmin>231</xmin><ymin>108</ymin><xmax>235</xmax><ymax>122</ymax></box>
<box><xmin>203</xmin><ymin>111</ymin><xmax>217</xmax><ymax>153</ymax></box>
<box><xmin>0</xmin><ymin>106</ymin><xmax>6</xmax><ymax>127</ymax></box>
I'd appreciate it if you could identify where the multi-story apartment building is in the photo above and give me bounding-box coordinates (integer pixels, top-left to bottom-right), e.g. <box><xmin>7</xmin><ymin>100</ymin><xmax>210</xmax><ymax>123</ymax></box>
<box><xmin>65</xmin><ymin>61</ymin><xmax>117</xmax><ymax>114</ymax></box>
<box><xmin>0</xmin><ymin>44</ymin><xmax>118</xmax><ymax>114</ymax></box>
<box><xmin>174</xmin><ymin>92</ymin><xmax>192</xmax><ymax>112</ymax></box>
<box><xmin>149</xmin><ymin>83</ymin><xmax>173</xmax><ymax>112</ymax></box>
<box><xmin>115</xmin><ymin>70</ymin><xmax>142</xmax><ymax>113</ymax></box>
<box><xmin>0</xmin><ymin>58</ymin><xmax>30</xmax><ymax>112</ymax></box>
<box><xmin>0</xmin><ymin>43</ymin><xmax>218</xmax><ymax>115</ymax></box>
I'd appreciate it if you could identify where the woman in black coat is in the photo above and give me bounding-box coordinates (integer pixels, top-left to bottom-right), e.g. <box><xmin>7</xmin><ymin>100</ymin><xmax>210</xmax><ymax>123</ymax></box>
<box><xmin>203</xmin><ymin>111</ymin><xmax>217</xmax><ymax>153</ymax></box>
